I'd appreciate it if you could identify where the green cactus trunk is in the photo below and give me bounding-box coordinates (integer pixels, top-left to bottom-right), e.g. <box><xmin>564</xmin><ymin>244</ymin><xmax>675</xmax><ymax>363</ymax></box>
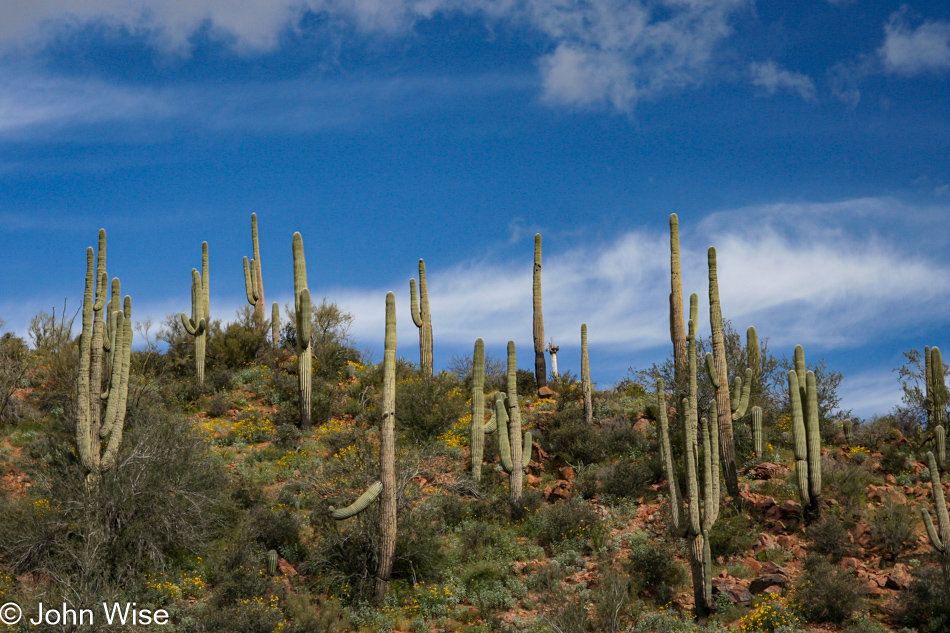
<box><xmin>581</xmin><ymin>323</ymin><xmax>592</xmax><ymax>425</ymax></box>
<box><xmin>751</xmin><ymin>407</ymin><xmax>763</xmax><ymax>460</ymax></box>
<box><xmin>376</xmin><ymin>292</ymin><xmax>398</xmax><ymax>605</ymax></box>
<box><xmin>937</xmin><ymin>425</ymin><xmax>946</xmax><ymax>469</ymax></box>
<box><xmin>271</xmin><ymin>301</ymin><xmax>280</xmax><ymax>347</ymax></box>
<box><xmin>471</xmin><ymin>338</ymin><xmax>486</xmax><ymax>481</ymax></box>
<box><xmin>929</xmin><ymin>347</ymin><xmax>946</xmax><ymax>430</ymax></box>
<box><xmin>410</xmin><ymin>259</ymin><xmax>433</xmax><ymax>376</ymax></box>
<box><xmin>533</xmin><ymin>234</ymin><xmax>548</xmax><ymax>392</ymax></box>
<box><xmin>506</xmin><ymin>341</ymin><xmax>524</xmax><ymax>504</ymax></box>
<box><xmin>293</xmin><ymin>233</ymin><xmax>312</xmax><ymax>430</ymax></box>
<box><xmin>243</xmin><ymin>213</ymin><xmax>266</xmax><ymax>323</ymax></box>
<box><xmin>266</xmin><ymin>550</ymin><xmax>279</xmax><ymax>576</ymax></box>
<box><xmin>842</xmin><ymin>419</ymin><xmax>854</xmax><ymax>445</ymax></box>
<box><xmin>669</xmin><ymin>214</ymin><xmax>687</xmax><ymax>406</ymax></box>
<box><xmin>707</xmin><ymin>247</ymin><xmax>740</xmax><ymax>498</ymax></box>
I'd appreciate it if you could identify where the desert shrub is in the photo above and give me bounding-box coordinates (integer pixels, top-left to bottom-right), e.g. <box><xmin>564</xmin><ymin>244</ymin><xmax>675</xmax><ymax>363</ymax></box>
<box><xmin>543</xmin><ymin>403</ymin><xmax>607</xmax><ymax>463</ymax></box>
<box><xmin>901</xmin><ymin>562</ymin><xmax>950</xmax><ymax>632</ymax></box>
<box><xmin>197</xmin><ymin>596</ymin><xmax>286</xmax><ymax>633</ymax></box>
<box><xmin>530</xmin><ymin>498</ymin><xmax>603</xmax><ymax>548</ymax></box>
<box><xmin>205</xmin><ymin>392</ymin><xmax>232</xmax><ymax>418</ymax></box>
<box><xmin>593</xmin><ymin>570</ymin><xmax>635</xmax><ymax>633</ymax></box>
<box><xmin>601</xmin><ymin>415</ymin><xmax>652</xmax><ymax>458</ymax></box>
<box><xmin>841</xmin><ymin>615</ymin><xmax>888</xmax><ymax>633</ymax></box>
<box><xmin>232</xmin><ymin>410</ymin><xmax>275</xmax><ymax>443</ymax></box>
<box><xmin>205</xmin><ymin>367</ymin><xmax>236</xmax><ymax>393</ymax></box>
<box><xmin>271</xmin><ymin>423</ymin><xmax>301</xmax><ymax>450</ymax></box>
<box><xmin>461</xmin><ymin>561</ymin><xmax>514</xmax><ymax>612</ymax></box>
<box><xmin>708</xmin><ymin>505</ymin><xmax>762</xmax><ymax>559</ymax></box>
<box><xmin>808</xmin><ymin>512</ymin><xmax>854</xmax><ymax>561</ymax></box>
<box><xmin>207</xmin><ymin>541</ymin><xmax>274</xmax><ymax>607</ymax></box>
<box><xmin>244</xmin><ymin>504</ymin><xmax>301</xmax><ymax>559</ymax></box>
<box><xmin>869</xmin><ymin>498</ymin><xmax>916</xmax><ymax>559</ymax></box>
<box><xmin>541</xmin><ymin>586</ymin><xmax>593</xmax><ymax>633</ymax></box>
<box><xmin>206</xmin><ymin>307</ymin><xmax>270</xmax><ymax>370</ymax></box>
<box><xmin>0</xmin><ymin>330</ymin><xmax>34</xmax><ymax>425</ymax></box>
<box><xmin>880</xmin><ymin>444</ymin><xmax>911</xmax><ymax>475</ymax></box>
<box><xmin>396</xmin><ymin>374</ymin><xmax>467</xmax><ymax>445</ymax></box>
<box><xmin>516</xmin><ymin>368</ymin><xmax>536</xmax><ymax>399</ymax></box>
<box><xmin>822</xmin><ymin>457</ymin><xmax>870</xmax><ymax>521</ymax></box>
<box><xmin>624</xmin><ymin>531</ymin><xmax>686</xmax><ymax>602</ymax></box>
<box><xmin>795</xmin><ymin>554</ymin><xmax>866</xmax><ymax>624</ymax></box>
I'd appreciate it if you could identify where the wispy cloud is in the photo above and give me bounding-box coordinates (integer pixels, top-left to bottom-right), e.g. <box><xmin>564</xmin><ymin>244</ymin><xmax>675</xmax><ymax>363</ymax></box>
<box><xmin>749</xmin><ymin>60</ymin><xmax>817</xmax><ymax>102</ymax></box>
<box><xmin>838</xmin><ymin>370</ymin><xmax>906</xmax><ymax>418</ymax></box>
<box><xmin>880</xmin><ymin>8</ymin><xmax>950</xmax><ymax>76</ymax></box>
<box><xmin>0</xmin><ymin>0</ymin><xmax>751</xmax><ymax>113</ymax></box>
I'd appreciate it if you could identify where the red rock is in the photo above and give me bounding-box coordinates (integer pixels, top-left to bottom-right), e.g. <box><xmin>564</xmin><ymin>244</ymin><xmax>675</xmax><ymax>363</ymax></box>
<box><xmin>559</xmin><ymin>466</ymin><xmax>576</xmax><ymax>481</ymax></box>
<box><xmin>711</xmin><ymin>578</ymin><xmax>753</xmax><ymax>605</ymax></box>
<box><xmin>538</xmin><ymin>386</ymin><xmax>557</xmax><ymax>398</ymax></box>
<box><xmin>750</xmin><ymin>574</ymin><xmax>790</xmax><ymax>595</ymax></box>
<box><xmin>886</xmin><ymin>564</ymin><xmax>911</xmax><ymax>590</ymax></box>
<box><xmin>749</xmin><ymin>462</ymin><xmax>789</xmax><ymax>481</ymax></box>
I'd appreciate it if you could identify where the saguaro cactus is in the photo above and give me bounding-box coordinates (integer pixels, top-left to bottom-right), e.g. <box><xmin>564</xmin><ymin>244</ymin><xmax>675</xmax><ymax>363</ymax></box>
<box><xmin>76</xmin><ymin>232</ymin><xmax>133</xmax><ymax>490</ymax></box>
<box><xmin>470</xmin><ymin>338</ymin><xmax>487</xmax><ymax>481</ymax></box>
<box><xmin>789</xmin><ymin>345</ymin><xmax>821</xmax><ymax>518</ymax></box>
<box><xmin>707</xmin><ymin>246</ymin><xmax>746</xmax><ymax>498</ymax></box>
<box><xmin>266</xmin><ymin>550</ymin><xmax>279</xmax><ymax>576</ymax></box>
<box><xmin>937</xmin><ymin>425</ymin><xmax>946</xmax><ymax>469</ymax></box>
<box><xmin>920</xmin><ymin>451</ymin><xmax>950</xmax><ymax>592</ymax></box>
<box><xmin>751</xmin><ymin>407</ymin><xmax>764</xmax><ymax>460</ymax></box>
<box><xmin>669</xmin><ymin>214</ymin><xmax>687</xmax><ymax>401</ymax></box>
<box><xmin>410</xmin><ymin>259</ymin><xmax>433</xmax><ymax>376</ymax></box>
<box><xmin>492</xmin><ymin>341</ymin><xmax>532</xmax><ymax>504</ymax></box>
<box><xmin>329</xmin><ymin>292</ymin><xmax>397</xmax><ymax>606</ymax></box>
<box><xmin>180</xmin><ymin>242</ymin><xmax>209</xmax><ymax>385</ymax></box>
<box><xmin>271</xmin><ymin>301</ymin><xmax>280</xmax><ymax>348</ymax></box>
<box><xmin>657</xmin><ymin>292</ymin><xmax>719</xmax><ymax>617</ymax></box>
<box><xmin>243</xmin><ymin>213</ymin><xmax>266</xmax><ymax>323</ymax></box>
<box><xmin>546</xmin><ymin>337</ymin><xmax>559</xmax><ymax>378</ymax></box>
<box><xmin>293</xmin><ymin>233</ymin><xmax>312</xmax><ymax>430</ymax></box>
<box><xmin>581</xmin><ymin>323</ymin><xmax>593</xmax><ymax>425</ymax></box>
<box><xmin>533</xmin><ymin>234</ymin><xmax>548</xmax><ymax>392</ymax></box>
<box><xmin>927</xmin><ymin>346</ymin><xmax>947</xmax><ymax>430</ymax></box>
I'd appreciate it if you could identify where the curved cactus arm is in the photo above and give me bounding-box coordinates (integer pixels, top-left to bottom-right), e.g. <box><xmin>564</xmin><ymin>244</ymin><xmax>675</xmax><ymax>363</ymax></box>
<box><xmin>922</xmin><ymin>452</ymin><xmax>950</xmax><ymax>552</ymax></box>
<box><xmin>746</xmin><ymin>326</ymin><xmax>760</xmax><ymax>380</ymax></box>
<box><xmin>937</xmin><ymin>425</ymin><xmax>946</xmax><ymax>468</ymax></box>
<box><xmin>331</xmin><ymin>481</ymin><xmax>383</xmax><ymax>520</ymax></box>
<box><xmin>496</xmin><ymin>392</ymin><xmax>512</xmax><ymax>473</ymax></box>
<box><xmin>243</xmin><ymin>256</ymin><xmax>260</xmax><ymax>304</ymax></box>
<box><xmin>704</xmin><ymin>353</ymin><xmax>718</xmax><ymax>389</ymax></box>
<box><xmin>410</xmin><ymin>278</ymin><xmax>422</xmax><ymax>327</ymax></box>
<box><xmin>732</xmin><ymin>368</ymin><xmax>752</xmax><ymax>420</ymax></box>
<box><xmin>484</xmin><ymin>412</ymin><xmax>497</xmax><ymax>434</ymax></box>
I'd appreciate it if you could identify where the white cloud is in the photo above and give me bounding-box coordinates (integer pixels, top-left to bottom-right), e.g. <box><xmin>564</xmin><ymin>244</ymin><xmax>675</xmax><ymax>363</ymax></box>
<box><xmin>749</xmin><ymin>60</ymin><xmax>817</xmax><ymax>102</ymax></box>
<box><xmin>0</xmin><ymin>0</ymin><xmax>751</xmax><ymax>111</ymax></box>
<box><xmin>880</xmin><ymin>8</ymin><xmax>950</xmax><ymax>76</ymax></box>
<box><xmin>838</xmin><ymin>370</ymin><xmax>905</xmax><ymax>418</ymax></box>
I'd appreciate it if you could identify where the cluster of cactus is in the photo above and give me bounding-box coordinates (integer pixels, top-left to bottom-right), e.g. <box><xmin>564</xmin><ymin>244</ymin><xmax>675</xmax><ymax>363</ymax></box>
<box><xmin>657</xmin><ymin>293</ymin><xmax>719</xmax><ymax>617</ymax></box>
<box><xmin>409</xmin><ymin>259</ymin><xmax>433</xmax><ymax>376</ymax></box>
<box><xmin>927</xmin><ymin>346</ymin><xmax>947</xmax><ymax>429</ymax></box>
<box><xmin>581</xmin><ymin>323</ymin><xmax>592</xmax><ymax>425</ymax></box>
<box><xmin>329</xmin><ymin>292</ymin><xmax>397</xmax><ymax>606</ymax></box>
<box><xmin>292</xmin><ymin>233</ymin><xmax>313</xmax><ymax>430</ymax></box>
<box><xmin>180</xmin><ymin>242</ymin><xmax>209</xmax><ymax>385</ymax></box>
<box><xmin>492</xmin><ymin>341</ymin><xmax>532</xmax><ymax>503</ymax></box>
<box><xmin>76</xmin><ymin>230</ymin><xmax>133</xmax><ymax>490</ymax></box>
<box><xmin>920</xmin><ymin>450</ymin><xmax>950</xmax><ymax>592</ymax></box>
<box><xmin>533</xmin><ymin>234</ymin><xmax>547</xmax><ymax>392</ymax></box>
<box><xmin>789</xmin><ymin>345</ymin><xmax>822</xmax><ymax>518</ymax></box>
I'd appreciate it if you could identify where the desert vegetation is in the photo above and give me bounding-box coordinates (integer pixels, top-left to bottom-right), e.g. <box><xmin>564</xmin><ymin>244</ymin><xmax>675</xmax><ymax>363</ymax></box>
<box><xmin>0</xmin><ymin>216</ymin><xmax>948</xmax><ymax>632</ymax></box>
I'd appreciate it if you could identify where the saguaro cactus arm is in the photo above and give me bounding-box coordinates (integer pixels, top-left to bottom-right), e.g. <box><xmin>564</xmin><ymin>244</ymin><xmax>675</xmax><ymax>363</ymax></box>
<box><xmin>243</xmin><ymin>213</ymin><xmax>266</xmax><ymax>321</ymax></box>
<box><xmin>409</xmin><ymin>259</ymin><xmax>433</xmax><ymax>376</ymax></box>
<box><xmin>331</xmin><ymin>481</ymin><xmax>384</xmax><ymax>520</ymax></box>
<box><xmin>922</xmin><ymin>451</ymin><xmax>950</xmax><ymax>553</ymax></box>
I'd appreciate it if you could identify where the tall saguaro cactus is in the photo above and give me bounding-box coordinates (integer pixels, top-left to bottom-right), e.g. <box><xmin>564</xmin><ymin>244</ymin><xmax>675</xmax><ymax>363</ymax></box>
<box><xmin>920</xmin><ymin>451</ymin><xmax>950</xmax><ymax>592</ymax></box>
<box><xmin>707</xmin><ymin>246</ymin><xmax>741</xmax><ymax>497</ymax></box>
<box><xmin>329</xmin><ymin>292</ymin><xmax>397</xmax><ymax>606</ymax></box>
<box><xmin>657</xmin><ymin>292</ymin><xmax>720</xmax><ymax>617</ymax></box>
<box><xmin>669</xmin><ymin>214</ymin><xmax>687</xmax><ymax>401</ymax></box>
<box><xmin>751</xmin><ymin>407</ymin><xmax>764</xmax><ymax>460</ymax></box>
<box><xmin>789</xmin><ymin>345</ymin><xmax>821</xmax><ymax>519</ymax></box>
<box><xmin>243</xmin><ymin>213</ymin><xmax>266</xmax><ymax>323</ymax></box>
<box><xmin>470</xmin><ymin>338</ymin><xmax>487</xmax><ymax>481</ymax></box>
<box><xmin>271</xmin><ymin>301</ymin><xmax>280</xmax><ymax>347</ymax></box>
<box><xmin>76</xmin><ymin>231</ymin><xmax>133</xmax><ymax>490</ymax></box>
<box><xmin>180</xmin><ymin>242</ymin><xmax>209</xmax><ymax>385</ymax></box>
<box><xmin>533</xmin><ymin>234</ymin><xmax>548</xmax><ymax>392</ymax></box>
<box><xmin>293</xmin><ymin>233</ymin><xmax>312</xmax><ymax>430</ymax></box>
<box><xmin>492</xmin><ymin>341</ymin><xmax>532</xmax><ymax>504</ymax></box>
<box><xmin>410</xmin><ymin>259</ymin><xmax>433</xmax><ymax>376</ymax></box>
<box><xmin>581</xmin><ymin>323</ymin><xmax>593</xmax><ymax>425</ymax></box>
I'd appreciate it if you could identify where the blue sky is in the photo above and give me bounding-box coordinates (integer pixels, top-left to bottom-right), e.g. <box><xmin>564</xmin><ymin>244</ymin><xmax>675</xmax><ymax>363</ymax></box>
<box><xmin>2</xmin><ymin>0</ymin><xmax>949</xmax><ymax>417</ymax></box>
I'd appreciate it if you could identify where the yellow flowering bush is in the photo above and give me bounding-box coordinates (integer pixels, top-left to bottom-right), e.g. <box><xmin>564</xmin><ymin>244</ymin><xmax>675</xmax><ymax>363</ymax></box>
<box><xmin>233</xmin><ymin>413</ymin><xmax>275</xmax><ymax>443</ymax></box>
<box><xmin>739</xmin><ymin>593</ymin><xmax>801</xmax><ymax>632</ymax></box>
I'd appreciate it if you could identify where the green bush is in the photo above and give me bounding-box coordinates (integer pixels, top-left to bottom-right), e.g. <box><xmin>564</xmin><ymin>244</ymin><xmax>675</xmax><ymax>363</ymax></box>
<box><xmin>880</xmin><ymin>444</ymin><xmax>911</xmax><ymax>475</ymax></box>
<box><xmin>822</xmin><ymin>457</ymin><xmax>870</xmax><ymax>521</ymax></box>
<box><xmin>530</xmin><ymin>498</ymin><xmax>603</xmax><ymax>548</ymax></box>
<box><xmin>396</xmin><ymin>374</ymin><xmax>467</xmax><ymax>445</ymax></box>
<box><xmin>543</xmin><ymin>404</ymin><xmax>607</xmax><ymax>463</ymax></box>
<box><xmin>624</xmin><ymin>531</ymin><xmax>686</xmax><ymax>602</ymax></box>
<box><xmin>795</xmin><ymin>555</ymin><xmax>866</xmax><ymax>624</ymax></box>
<box><xmin>901</xmin><ymin>562</ymin><xmax>950</xmax><ymax>632</ymax></box>
<box><xmin>869</xmin><ymin>498</ymin><xmax>916</xmax><ymax>559</ymax></box>
<box><xmin>708</xmin><ymin>505</ymin><xmax>762</xmax><ymax>559</ymax></box>
<box><xmin>808</xmin><ymin>513</ymin><xmax>854</xmax><ymax>561</ymax></box>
